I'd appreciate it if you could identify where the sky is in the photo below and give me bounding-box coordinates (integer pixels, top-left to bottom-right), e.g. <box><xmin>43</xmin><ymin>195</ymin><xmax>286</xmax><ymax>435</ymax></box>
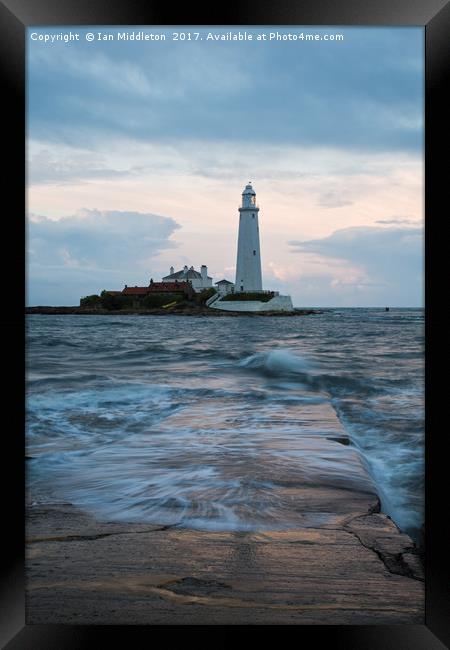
<box><xmin>27</xmin><ymin>26</ymin><xmax>424</xmax><ymax>307</ymax></box>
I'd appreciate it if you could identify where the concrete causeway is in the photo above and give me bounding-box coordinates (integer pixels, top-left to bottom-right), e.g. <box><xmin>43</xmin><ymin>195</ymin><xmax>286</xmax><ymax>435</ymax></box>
<box><xmin>26</xmin><ymin>401</ymin><xmax>424</xmax><ymax>624</ymax></box>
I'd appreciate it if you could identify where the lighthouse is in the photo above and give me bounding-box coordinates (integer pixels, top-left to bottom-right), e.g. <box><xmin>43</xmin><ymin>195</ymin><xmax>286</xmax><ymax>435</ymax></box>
<box><xmin>235</xmin><ymin>182</ymin><xmax>263</xmax><ymax>292</ymax></box>
<box><xmin>210</xmin><ymin>181</ymin><xmax>293</xmax><ymax>312</ymax></box>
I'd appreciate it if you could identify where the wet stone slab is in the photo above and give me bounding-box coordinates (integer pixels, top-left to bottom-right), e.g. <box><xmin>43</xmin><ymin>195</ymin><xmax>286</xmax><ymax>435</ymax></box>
<box><xmin>26</xmin><ymin>504</ymin><xmax>424</xmax><ymax>624</ymax></box>
<box><xmin>26</xmin><ymin>503</ymin><xmax>424</xmax><ymax>623</ymax></box>
<box><xmin>26</xmin><ymin>401</ymin><xmax>424</xmax><ymax>624</ymax></box>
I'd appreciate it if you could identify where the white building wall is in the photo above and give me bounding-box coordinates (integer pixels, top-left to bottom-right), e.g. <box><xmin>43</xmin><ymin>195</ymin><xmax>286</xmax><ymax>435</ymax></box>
<box><xmin>216</xmin><ymin>283</ymin><xmax>234</xmax><ymax>296</ymax></box>
<box><xmin>162</xmin><ymin>272</ymin><xmax>213</xmax><ymax>293</ymax></box>
<box><xmin>190</xmin><ymin>277</ymin><xmax>213</xmax><ymax>292</ymax></box>
<box><xmin>210</xmin><ymin>295</ymin><xmax>294</xmax><ymax>312</ymax></box>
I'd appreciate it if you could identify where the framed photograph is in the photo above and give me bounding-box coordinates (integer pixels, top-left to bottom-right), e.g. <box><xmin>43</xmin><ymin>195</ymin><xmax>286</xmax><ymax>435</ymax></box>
<box><xmin>1</xmin><ymin>0</ymin><xmax>448</xmax><ymax>647</ymax></box>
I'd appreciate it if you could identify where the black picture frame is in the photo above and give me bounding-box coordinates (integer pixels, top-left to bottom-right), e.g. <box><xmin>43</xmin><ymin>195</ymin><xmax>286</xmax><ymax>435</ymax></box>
<box><xmin>1</xmin><ymin>0</ymin><xmax>448</xmax><ymax>647</ymax></box>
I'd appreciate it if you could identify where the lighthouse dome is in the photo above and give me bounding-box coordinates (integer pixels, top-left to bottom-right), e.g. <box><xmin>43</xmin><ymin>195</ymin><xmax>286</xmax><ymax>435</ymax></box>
<box><xmin>242</xmin><ymin>183</ymin><xmax>256</xmax><ymax>195</ymax></box>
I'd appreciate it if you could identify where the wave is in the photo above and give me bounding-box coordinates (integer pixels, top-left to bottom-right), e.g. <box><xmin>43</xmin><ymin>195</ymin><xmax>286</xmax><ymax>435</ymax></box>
<box><xmin>26</xmin><ymin>311</ymin><xmax>424</xmax><ymax>540</ymax></box>
<box><xmin>238</xmin><ymin>349</ymin><xmax>381</xmax><ymax>397</ymax></box>
<box><xmin>239</xmin><ymin>349</ymin><xmax>312</xmax><ymax>375</ymax></box>
<box><xmin>237</xmin><ymin>347</ymin><xmax>423</xmax><ymax>540</ymax></box>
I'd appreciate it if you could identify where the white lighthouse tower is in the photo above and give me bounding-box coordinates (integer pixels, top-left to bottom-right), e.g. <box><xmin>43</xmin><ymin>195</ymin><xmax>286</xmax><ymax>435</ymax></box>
<box><xmin>235</xmin><ymin>182</ymin><xmax>263</xmax><ymax>293</ymax></box>
<box><xmin>210</xmin><ymin>181</ymin><xmax>294</xmax><ymax>312</ymax></box>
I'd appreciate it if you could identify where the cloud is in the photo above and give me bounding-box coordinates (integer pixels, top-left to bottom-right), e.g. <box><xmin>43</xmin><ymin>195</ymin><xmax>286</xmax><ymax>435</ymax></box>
<box><xmin>317</xmin><ymin>190</ymin><xmax>353</xmax><ymax>209</ymax></box>
<box><xmin>27</xmin><ymin>26</ymin><xmax>423</xmax><ymax>153</ymax></box>
<box><xmin>288</xmin><ymin>225</ymin><xmax>423</xmax><ymax>306</ymax></box>
<box><xmin>27</xmin><ymin>209</ymin><xmax>181</xmax><ymax>305</ymax></box>
<box><xmin>27</xmin><ymin>143</ymin><xmax>134</xmax><ymax>185</ymax></box>
<box><xmin>27</xmin><ymin>137</ymin><xmax>422</xmax><ymax>192</ymax></box>
<box><xmin>375</xmin><ymin>217</ymin><xmax>419</xmax><ymax>225</ymax></box>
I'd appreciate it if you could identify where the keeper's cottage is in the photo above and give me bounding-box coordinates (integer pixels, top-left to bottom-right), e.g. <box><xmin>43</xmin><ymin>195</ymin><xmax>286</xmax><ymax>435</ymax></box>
<box><xmin>162</xmin><ymin>265</ymin><xmax>213</xmax><ymax>293</ymax></box>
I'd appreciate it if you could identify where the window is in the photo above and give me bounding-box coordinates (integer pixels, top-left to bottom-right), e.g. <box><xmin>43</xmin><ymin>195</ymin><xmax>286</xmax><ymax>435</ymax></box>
<box><xmin>253</xmin><ymin>250</ymin><xmax>256</xmax><ymax>255</ymax></box>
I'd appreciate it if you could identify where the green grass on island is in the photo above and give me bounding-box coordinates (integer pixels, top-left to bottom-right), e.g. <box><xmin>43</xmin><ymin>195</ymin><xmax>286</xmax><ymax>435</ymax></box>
<box><xmin>221</xmin><ymin>291</ymin><xmax>274</xmax><ymax>302</ymax></box>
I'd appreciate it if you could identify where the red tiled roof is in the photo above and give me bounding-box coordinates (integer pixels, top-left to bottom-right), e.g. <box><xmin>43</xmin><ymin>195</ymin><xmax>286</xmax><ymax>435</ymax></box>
<box><xmin>122</xmin><ymin>287</ymin><xmax>149</xmax><ymax>295</ymax></box>
<box><xmin>148</xmin><ymin>282</ymin><xmax>189</xmax><ymax>292</ymax></box>
<box><xmin>122</xmin><ymin>282</ymin><xmax>191</xmax><ymax>296</ymax></box>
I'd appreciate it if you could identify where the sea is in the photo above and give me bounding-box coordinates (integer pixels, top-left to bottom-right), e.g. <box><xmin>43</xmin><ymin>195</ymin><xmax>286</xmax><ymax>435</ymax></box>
<box><xmin>26</xmin><ymin>309</ymin><xmax>424</xmax><ymax>542</ymax></box>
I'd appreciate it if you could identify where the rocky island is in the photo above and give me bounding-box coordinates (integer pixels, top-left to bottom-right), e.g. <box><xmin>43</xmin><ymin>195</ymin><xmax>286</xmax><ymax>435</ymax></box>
<box><xmin>25</xmin><ymin>305</ymin><xmax>322</xmax><ymax>317</ymax></box>
<box><xmin>25</xmin><ymin>289</ymin><xmax>322</xmax><ymax>317</ymax></box>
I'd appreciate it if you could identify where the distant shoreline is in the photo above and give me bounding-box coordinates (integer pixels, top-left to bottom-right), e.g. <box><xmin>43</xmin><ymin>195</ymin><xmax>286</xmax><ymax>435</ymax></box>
<box><xmin>25</xmin><ymin>306</ymin><xmax>323</xmax><ymax>317</ymax></box>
